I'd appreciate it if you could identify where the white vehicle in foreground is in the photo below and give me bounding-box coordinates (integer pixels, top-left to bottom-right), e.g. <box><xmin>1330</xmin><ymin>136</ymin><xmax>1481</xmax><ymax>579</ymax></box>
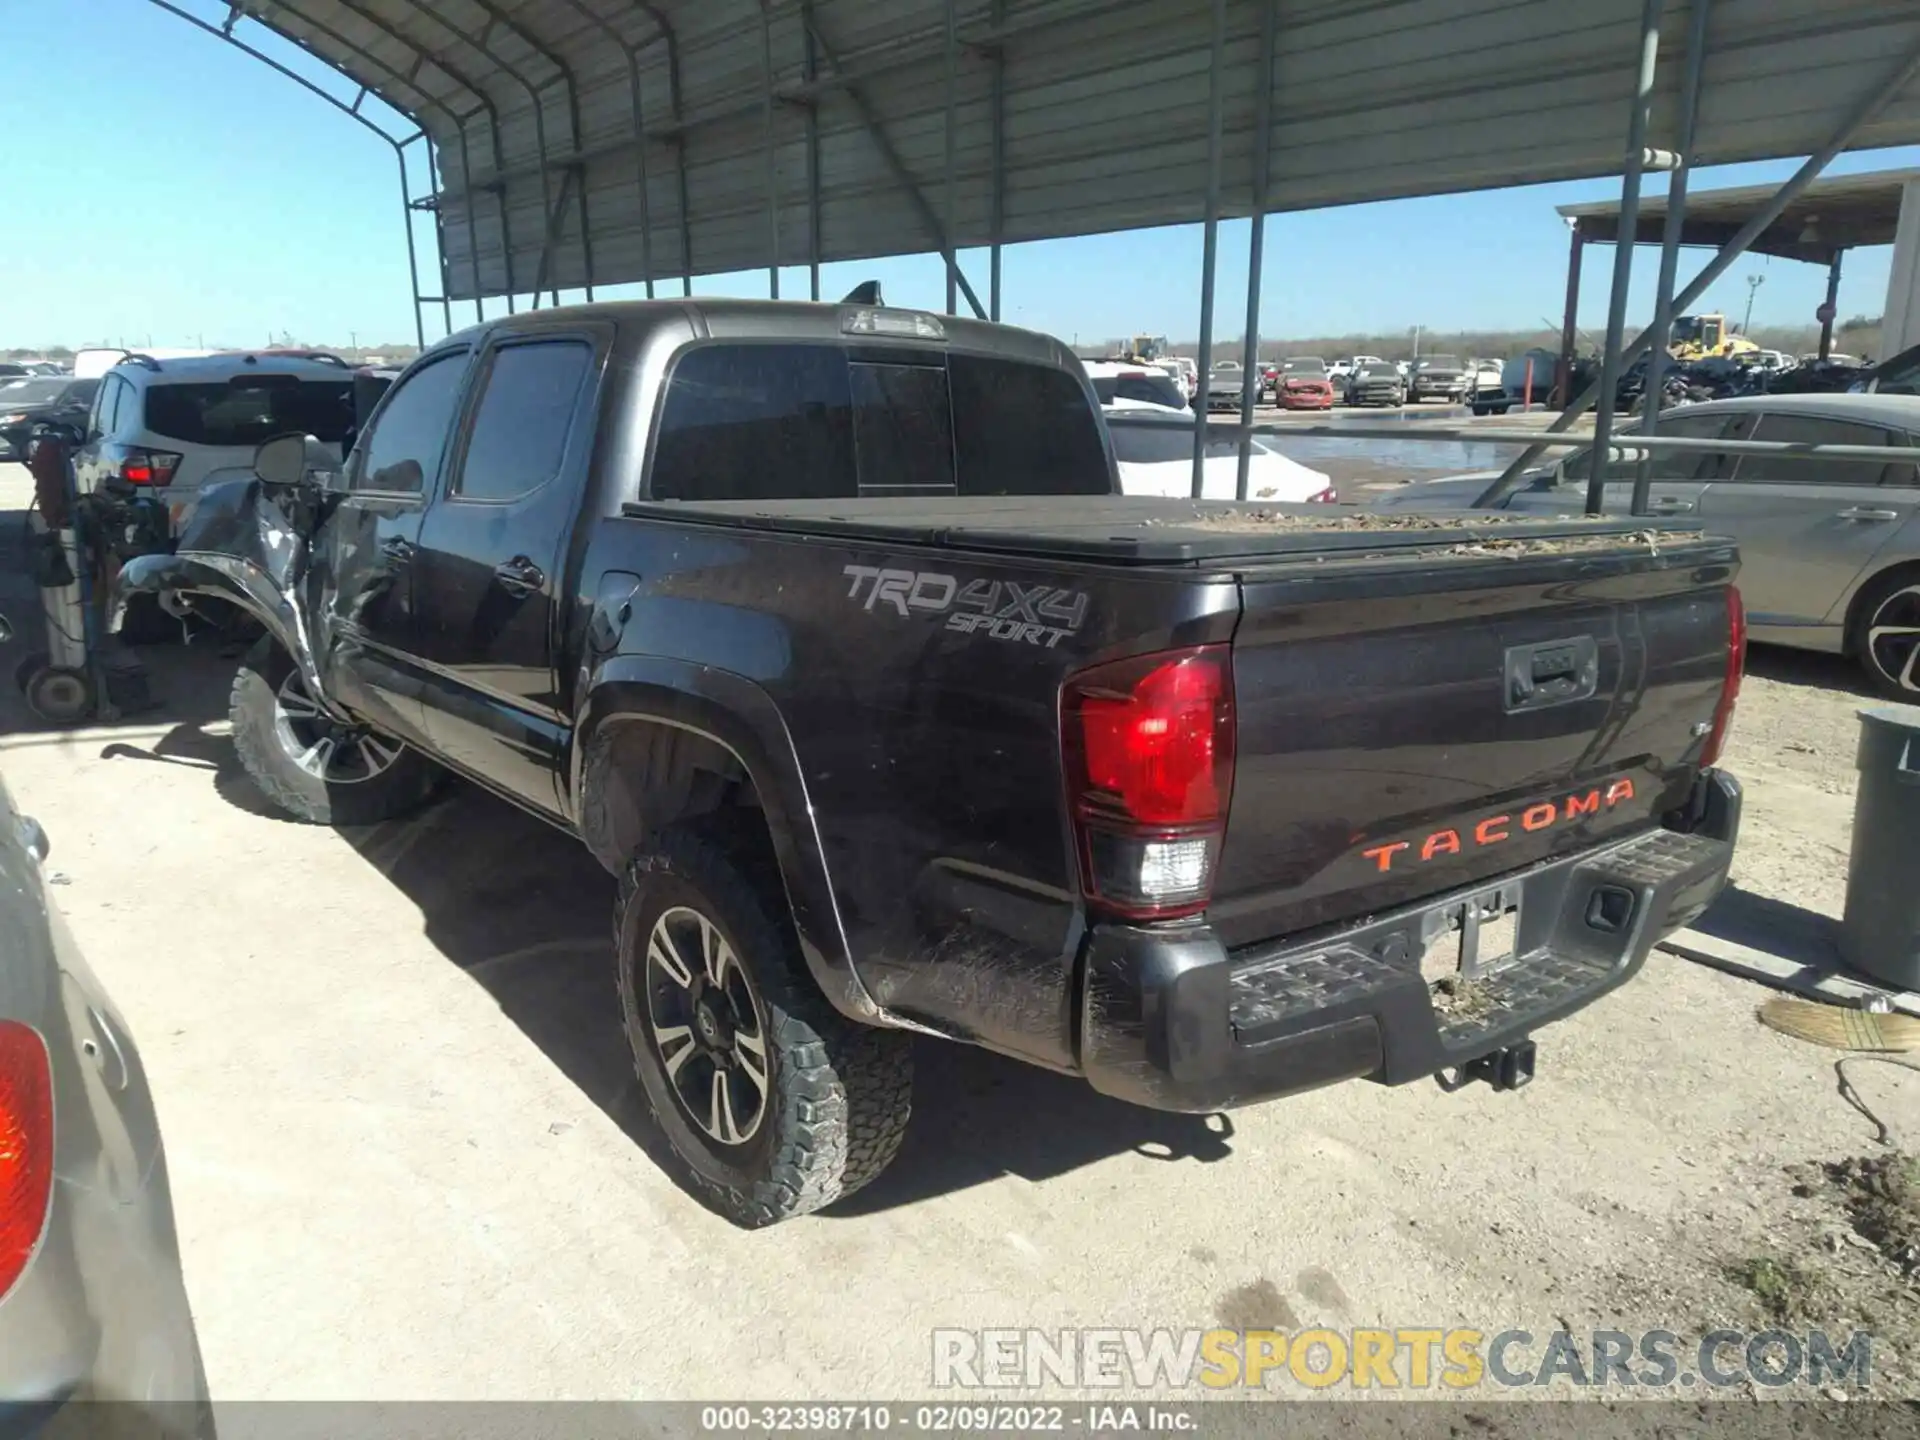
<box><xmin>1103</xmin><ymin>402</ymin><xmax>1335</xmax><ymax>501</ymax></box>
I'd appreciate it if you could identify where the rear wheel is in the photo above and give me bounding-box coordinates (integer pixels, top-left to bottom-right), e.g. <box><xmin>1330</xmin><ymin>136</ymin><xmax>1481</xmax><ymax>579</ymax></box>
<box><xmin>616</xmin><ymin>825</ymin><xmax>913</xmax><ymax>1227</ymax></box>
<box><xmin>228</xmin><ymin>637</ymin><xmax>439</xmax><ymax>824</ymax></box>
<box><xmin>1851</xmin><ymin>567</ymin><xmax>1920</xmax><ymax>702</ymax></box>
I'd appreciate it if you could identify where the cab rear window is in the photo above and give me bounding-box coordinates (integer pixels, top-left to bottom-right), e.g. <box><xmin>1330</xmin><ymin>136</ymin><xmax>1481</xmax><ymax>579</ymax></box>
<box><xmin>649</xmin><ymin>343</ymin><xmax>1110</xmax><ymax>501</ymax></box>
<box><xmin>141</xmin><ymin>378</ymin><xmax>356</xmax><ymax>448</ymax></box>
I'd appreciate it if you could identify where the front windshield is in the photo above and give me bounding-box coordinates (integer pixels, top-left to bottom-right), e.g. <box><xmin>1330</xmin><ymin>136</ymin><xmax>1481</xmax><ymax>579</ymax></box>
<box><xmin>1282</xmin><ymin>359</ymin><xmax>1323</xmax><ymax>375</ymax></box>
<box><xmin>1358</xmin><ymin>364</ymin><xmax>1398</xmax><ymax>378</ymax></box>
<box><xmin>1418</xmin><ymin>356</ymin><xmax>1461</xmax><ymax>370</ymax></box>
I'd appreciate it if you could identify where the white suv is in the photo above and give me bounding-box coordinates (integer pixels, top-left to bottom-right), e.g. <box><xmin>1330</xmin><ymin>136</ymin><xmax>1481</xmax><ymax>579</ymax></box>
<box><xmin>72</xmin><ymin>351</ymin><xmax>358</xmax><ymax>536</ymax></box>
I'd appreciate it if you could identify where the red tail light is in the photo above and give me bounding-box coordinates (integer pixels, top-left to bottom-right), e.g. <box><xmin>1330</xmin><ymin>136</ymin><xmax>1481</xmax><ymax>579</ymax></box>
<box><xmin>119</xmin><ymin>448</ymin><xmax>182</xmax><ymax>486</ymax></box>
<box><xmin>0</xmin><ymin>1021</ymin><xmax>54</xmax><ymax>1300</ymax></box>
<box><xmin>1062</xmin><ymin>645</ymin><xmax>1236</xmax><ymax>920</ymax></box>
<box><xmin>1701</xmin><ymin>585</ymin><xmax>1746</xmax><ymax>768</ymax></box>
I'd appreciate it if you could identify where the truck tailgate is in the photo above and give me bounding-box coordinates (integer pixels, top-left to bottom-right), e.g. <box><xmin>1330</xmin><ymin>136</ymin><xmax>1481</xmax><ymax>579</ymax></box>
<box><xmin>1209</xmin><ymin>538</ymin><xmax>1737</xmax><ymax>949</ymax></box>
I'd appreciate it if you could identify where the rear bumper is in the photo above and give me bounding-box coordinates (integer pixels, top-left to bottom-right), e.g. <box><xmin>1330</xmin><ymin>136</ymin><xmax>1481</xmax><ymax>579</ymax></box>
<box><xmin>1077</xmin><ymin>769</ymin><xmax>1740</xmax><ymax>1113</ymax></box>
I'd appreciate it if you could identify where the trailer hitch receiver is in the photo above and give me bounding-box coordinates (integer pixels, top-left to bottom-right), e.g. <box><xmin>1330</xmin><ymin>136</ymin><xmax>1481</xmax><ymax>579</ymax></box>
<box><xmin>1436</xmin><ymin>1040</ymin><xmax>1536</xmax><ymax>1094</ymax></box>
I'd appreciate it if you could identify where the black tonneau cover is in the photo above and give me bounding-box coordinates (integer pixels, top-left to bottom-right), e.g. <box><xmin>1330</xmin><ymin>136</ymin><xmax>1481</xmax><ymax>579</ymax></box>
<box><xmin>619</xmin><ymin>495</ymin><xmax>1708</xmax><ymax>567</ymax></box>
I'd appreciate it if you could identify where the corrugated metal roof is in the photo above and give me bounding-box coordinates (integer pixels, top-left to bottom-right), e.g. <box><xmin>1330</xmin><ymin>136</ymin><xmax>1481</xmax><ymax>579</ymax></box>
<box><xmin>240</xmin><ymin>0</ymin><xmax>1920</xmax><ymax>305</ymax></box>
<box><xmin>1559</xmin><ymin>166</ymin><xmax>1920</xmax><ymax>262</ymax></box>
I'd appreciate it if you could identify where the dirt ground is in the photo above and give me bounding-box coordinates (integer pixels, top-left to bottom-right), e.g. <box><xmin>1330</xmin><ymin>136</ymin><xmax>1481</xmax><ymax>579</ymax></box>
<box><xmin>1</xmin><ymin>461</ymin><xmax>1916</xmax><ymax>1418</ymax></box>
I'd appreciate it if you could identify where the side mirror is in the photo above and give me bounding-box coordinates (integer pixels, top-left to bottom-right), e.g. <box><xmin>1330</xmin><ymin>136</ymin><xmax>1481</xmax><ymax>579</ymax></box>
<box><xmin>0</xmin><ymin>613</ymin><xmax>12</xmax><ymax>644</ymax></box>
<box><xmin>254</xmin><ymin>432</ymin><xmax>311</xmax><ymax>487</ymax></box>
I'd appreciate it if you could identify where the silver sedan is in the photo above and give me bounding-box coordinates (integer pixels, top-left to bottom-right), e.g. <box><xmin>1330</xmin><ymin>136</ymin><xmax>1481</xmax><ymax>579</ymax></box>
<box><xmin>0</xmin><ymin>617</ymin><xmax>212</xmax><ymax>1433</ymax></box>
<box><xmin>1371</xmin><ymin>392</ymin><xmax>1920</xmax><ymax>700</ymax></box>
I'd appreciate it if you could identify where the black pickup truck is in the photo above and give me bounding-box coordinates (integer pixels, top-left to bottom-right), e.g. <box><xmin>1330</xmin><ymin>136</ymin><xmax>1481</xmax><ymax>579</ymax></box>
<box><xmin>109</xmin><ymin>299</ymin><xmax>1745</xmax><ymax>1227</ymax></box>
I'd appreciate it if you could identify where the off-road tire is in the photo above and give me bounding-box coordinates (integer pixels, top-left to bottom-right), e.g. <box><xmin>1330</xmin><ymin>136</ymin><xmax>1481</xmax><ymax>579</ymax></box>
<box><xmin>616</xmin><ymin>825</ymin><xmax>912</xmax><ymax>1227</ymax></box>
<box><xmin>228</xmin><ymin>636</ymin><xmax>439</xmax><ymax>824</ymax></box>
<box><xmin>1849</xmin><ymin>564</ymin><xmax>1920</xmax><ymax>703</ymax></box>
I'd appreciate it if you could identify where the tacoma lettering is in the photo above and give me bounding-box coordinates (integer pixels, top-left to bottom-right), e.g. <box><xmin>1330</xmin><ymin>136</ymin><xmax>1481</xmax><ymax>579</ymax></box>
<box><xmin>1361</xmin><ymin>779</ymin><xmax>1638</xmax><ymax>873</ymax></box>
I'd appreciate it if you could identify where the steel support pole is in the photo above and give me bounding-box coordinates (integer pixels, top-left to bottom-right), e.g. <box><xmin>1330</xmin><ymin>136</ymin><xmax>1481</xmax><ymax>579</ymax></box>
<box><xmin>1633</xmin><ymin>0</ymin><xmax>1711</xmax><ymax>516</ymax></box>
<box><xmin>802</xmin><ymin>11</ymin><xmax>987</xmax><ymax>318</ymax></box>
<box><xmin>1236</xmin><ymin>0</ymin><xmax>1279</xmax><ymax>500</ymax></box>
<box><xmin>1483</xmin><ymin>29</ymin><xmax>1920</xmax><ymax>505</ymax></box>
<box><xmin>804</xmin><ymin>19</ymin><xmax>822</xmax><ymax>300</ymax></box>
<box><xmin>1556</xmin><ymin>228</ymin><xmax>1585</xmax><ymax>408</ymax></box>
<box><xmin>1191</xmin><ymin>0</ymin><xmax>1228</xmax><ymax>500</ymax></box>
<box><xmin>1587</xmin><ymin>0</ymin><xmax>1666</xmax><ymax>518</ymax></box>
<box><xmin>396</xmin><ymin>140</ymin><xmax>427</xmax><ymax>348</ymax></box>
<box><xmin>1820</xmin><ymin>252</ymin><xmax>1845</xmax><ymax>359</ymax></box>
<box><xmin>762</xmin><ymin>1</ymin><xmax>781</xmax><ymax>298</ymax></box>
<box><xmin>531</xmin><ymin>167</ymin><xmax>580</xmax><ymax>306</ymax></box>
<box><xmin>423</xmin><ymin>140</ymin><xmax>455</xmax><ymax>335</ymax></box>
<box><xmin>988</xmin><ymin>0</ymin><xmax>1005</xmax><ymax>322</ymax></box>
<box><xmin>944</xmin><ymin>0</ymin><xmax>959</xmax><ymax>315</ymax></box>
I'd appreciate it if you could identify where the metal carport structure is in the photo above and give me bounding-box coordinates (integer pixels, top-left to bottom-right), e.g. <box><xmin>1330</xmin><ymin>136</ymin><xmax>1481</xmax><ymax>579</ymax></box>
<box><xmin>150</xmin><ymin>0</ymin><xmax>1920</xmax><ymax>505</ymax></box>
<box><xmin>1559</xmin><ymin>166</ymin><xmax>1920</xmax><ymax>364</ymax></box>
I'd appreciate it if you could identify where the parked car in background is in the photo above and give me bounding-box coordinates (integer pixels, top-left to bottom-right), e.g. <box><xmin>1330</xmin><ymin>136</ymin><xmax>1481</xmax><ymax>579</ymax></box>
<box><xmin>0</xmin><ymin>700</ymin><xmax>212</xmax><ymax>1432</ymax></box>
<box><xmin>1326</xmin><ymin>358</ymin><xmax>1355</xmax><ymax>385</ymax></box>
<box><xmin>1407</xmin><ymin>355</ymin><xmax>1469</xmax><ymax>404</ymax></box>
<box><xmin>1274</xmin><ymin>358</ymin><xmax>1336</xmax><ymax>410</ymax></box>
<box><xmin>1468</xmin><ymin>358</ymin><xmax>1505</xmax><ymax>390</ymax></box>
<box><xmin>68</xmin><ymin>352</ymin><xmax>357</xmax><ymax>537</ymax></box>
<box><xmin>1164</xmin><ymin>355</ymin><xmax>1199</xmax><ymax>400</ymax></box>
<box><xmin>1083</xmin><ymin>360</ymin><xmax>1190</xmax><ymax>412</ymax></box>
<box><xmin>1205</xmin><ymin>359</ymin><xmax>1246</xmax><ymax>411</ymax></box>
<box><xmin>1370</xmin><ymin>392</ymin><xmax>1920</xmax><ymax>699</ymax></box>
<box><xmin>0</xmin><ymin>377</ymin><xmax>98</xmax><ymax>461</ymax></box>
<box><xmin>1345</xmin><ymin>360</ymin><xmax>1408</xmax><ymax>407</ymax></box>
<box><xmin>1105</xmin><ymin>404</ymin><xmax>1335</xmax><ymax>499</ymax></box>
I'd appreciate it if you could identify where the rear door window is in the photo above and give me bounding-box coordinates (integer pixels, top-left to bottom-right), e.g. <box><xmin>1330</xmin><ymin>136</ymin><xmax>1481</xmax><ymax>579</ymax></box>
<box><xmin>450</xmin><ymin>340</ymin><xmax>594</xmax><ymax>502</ymax></box>
<box><xmin>142</xmin><ymin>378</ymin><xmax>356</xmax><ymax>448</ymax></box>
<box><xmin>1739</xmin><ymin>414</ymin><xmax>1901</xmax><ymax>488</ymax></box>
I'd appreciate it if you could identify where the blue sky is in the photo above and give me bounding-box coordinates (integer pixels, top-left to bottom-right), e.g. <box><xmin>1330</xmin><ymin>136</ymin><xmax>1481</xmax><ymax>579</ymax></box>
<box><xmin>2</xmin><ymin>0</ymin><xmax>1914</xmax><ymax>350</ymax></box>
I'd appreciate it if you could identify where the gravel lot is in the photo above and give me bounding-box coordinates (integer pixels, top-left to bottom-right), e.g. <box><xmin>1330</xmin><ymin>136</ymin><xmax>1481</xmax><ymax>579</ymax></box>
<box><xmin>1</xmin><ymin>460</ymin><xmax>1915</xmax><ymax>1417</ymax></box>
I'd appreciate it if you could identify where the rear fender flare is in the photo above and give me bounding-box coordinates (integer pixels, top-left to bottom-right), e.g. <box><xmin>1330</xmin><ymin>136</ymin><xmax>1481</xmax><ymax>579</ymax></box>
<box><xmin>573</xmin><ymin>656</ymin><xmax>883</xmax><ymax>1025</ymax></box>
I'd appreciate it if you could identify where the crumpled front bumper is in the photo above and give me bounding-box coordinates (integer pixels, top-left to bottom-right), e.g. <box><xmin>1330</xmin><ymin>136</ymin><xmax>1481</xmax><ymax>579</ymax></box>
<box><xmin>1077</xmin><ymin>770</ymin><xmax>1741</xmax><ymax>1114</ymax></box>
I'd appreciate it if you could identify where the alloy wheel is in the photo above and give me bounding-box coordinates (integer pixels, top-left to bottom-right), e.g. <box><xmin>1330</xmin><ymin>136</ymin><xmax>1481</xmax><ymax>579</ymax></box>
<box><xmin>272</xmin><ymin>671</ymin><xmax>402</xmax><ymax>783</ymax></box>
<box><xmin>1866</xmin><ymin>584</ymin><xmax>1920</xmax><ymax>695</ymax></box>
<box><xmin>644</xmin><ymin>905</ymin><xmax>769</xmax><ymax>1147</ymax></box>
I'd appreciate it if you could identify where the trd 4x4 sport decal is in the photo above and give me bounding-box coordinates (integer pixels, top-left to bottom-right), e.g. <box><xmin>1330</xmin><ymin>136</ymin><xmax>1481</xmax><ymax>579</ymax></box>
<box><xmin>842</xmin><ymin>564</ymin><xmax>1090</xmax><ymax>649</ymax></box>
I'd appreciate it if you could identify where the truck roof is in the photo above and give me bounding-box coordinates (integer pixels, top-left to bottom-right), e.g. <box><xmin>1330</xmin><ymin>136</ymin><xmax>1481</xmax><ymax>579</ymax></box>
<box><xmin>434</xmin><ymin>297</ymin><xmax>1079</xmax><ymax>372</ymax></box>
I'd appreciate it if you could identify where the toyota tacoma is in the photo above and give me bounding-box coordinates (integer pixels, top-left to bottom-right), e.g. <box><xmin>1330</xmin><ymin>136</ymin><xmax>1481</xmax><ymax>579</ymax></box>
<box><xmin>107</xmin><ymin>299</ymin><xmax>1745</xmax><ymax>1227</ymax></box>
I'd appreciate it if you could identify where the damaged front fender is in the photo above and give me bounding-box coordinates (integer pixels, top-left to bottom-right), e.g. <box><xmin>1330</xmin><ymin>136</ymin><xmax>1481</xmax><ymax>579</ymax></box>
<box><xmin>109</xmin><ymin>475</ymin><xmax>346</xmax><ymax>721</ymax></box>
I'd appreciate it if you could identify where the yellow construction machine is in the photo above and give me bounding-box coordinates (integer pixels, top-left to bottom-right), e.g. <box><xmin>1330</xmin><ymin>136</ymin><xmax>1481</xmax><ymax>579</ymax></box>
<box><xmin>1668</xmin><ymin>314</ymin><xmax>1760</xmax><ymax>361</ymax></box>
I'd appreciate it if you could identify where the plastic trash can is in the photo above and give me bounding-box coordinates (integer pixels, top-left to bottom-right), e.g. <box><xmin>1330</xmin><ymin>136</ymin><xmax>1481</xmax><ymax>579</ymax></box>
<box><xmin>1839</xmin><ymin>704</ymin><xmax>1920</xmax><ymax>990</ymax></box>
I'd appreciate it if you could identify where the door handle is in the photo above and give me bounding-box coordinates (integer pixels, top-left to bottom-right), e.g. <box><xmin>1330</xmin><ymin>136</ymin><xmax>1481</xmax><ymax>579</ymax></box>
<box><xmin>380</xmin><ymin>536</ymin><xmax>415</xmax><ymax>562</ymax></box>
<box><xmin>1837</xmin><ymin>507</ymin><xmax>1900</xmax><ymax>522</ymax></box>
<box><xmin>493</xmin><ymin>555</ymin><xmax>545</xmax><ymax>597</ymax></box>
